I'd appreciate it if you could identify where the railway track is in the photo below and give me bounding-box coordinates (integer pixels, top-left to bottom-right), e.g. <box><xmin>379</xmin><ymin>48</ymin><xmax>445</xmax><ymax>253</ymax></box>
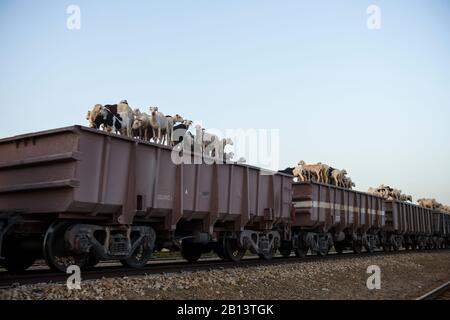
<box><xmin>1</xmin><ymin>249</ymin><xmax>444</xmax><ymax>289</ymax></box>
<box><xmin>416</xmin><ymin>280</ymin><xmax>450</xmax><ymax>300</ymax></box>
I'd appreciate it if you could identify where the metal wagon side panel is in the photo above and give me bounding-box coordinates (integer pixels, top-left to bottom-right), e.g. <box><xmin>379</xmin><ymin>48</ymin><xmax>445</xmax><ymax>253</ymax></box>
<box><xmin>0</xmin><ymin>129</ymin><xmax>81</xmax><ymax>214</ymax></box>
<box><xmin>385</xmin><ymin>200</ymin><xmax>435</xmax><ymax>236</ymax></box>
<box><xmin>292</xmin><ymin>182</ymin><xmax>384</xmax><ymax>233</ymax></box>
<box><xmin>0</xmin><ymin>126</ymin><xmax>292</xmax><ymax>236</ymax></box>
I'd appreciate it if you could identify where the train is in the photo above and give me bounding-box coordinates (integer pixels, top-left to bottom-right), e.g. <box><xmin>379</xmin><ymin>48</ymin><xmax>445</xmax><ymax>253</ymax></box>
<box><xmin>0</xmin><ymin>125</ymin><xmax>449</xmax><ymax>273</ymax></box>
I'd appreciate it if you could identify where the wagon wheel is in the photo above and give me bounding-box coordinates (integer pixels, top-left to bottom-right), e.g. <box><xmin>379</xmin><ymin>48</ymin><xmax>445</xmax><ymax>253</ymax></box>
<box><xmin>180</xmin><ymin>239</ymin><xmax>202</xmax><ymax>263</ymax></box>
<box><xmin>352</xmin><ymin>240</ymin><xmax>363</xmax><ymax>254</ymax></box>
<box><xmin>435</xmin><ymin>239</ymin><xmax>441</xmax><ymax>250</ymax></box>
<box><xmin>258</xmin><ymin>248</ymin><xmax>276</xmax><ymax>261</ymax></box>
<box><xmin>316</xmin><ymin>245</ymin><xmax>329</xmax><ymax>257</ymax></box>
<box><xmin>0</xmin><ymin>237</ymin><xmax>37</xmax><ymax>274</ymax></box>
<box><xmin>391</xmin><ymin>240</ymin><xmax>400</xmax><ymax>251</ymax></box>
<box><xmin>223</xmin><ymin>237</ymin><xmax>246</xmax><ymax>262</ymax></box>
<box><xmin>215</xmin><ymin>238</ymin><xmax>226</xmax><ymax>260</ymax></box>
<box><xmin>391</xmin><ymin>235</ymin><xmax>402</xmax><ymax>251</ymax></box>
<box><xmin>278</xmin><ymin>241</ymin><xmax>292</xmax><ymax>258</ymax></box>
<box><xmin>334</xmin><ymin>242</ymin><xmax>345</xmax><ymax>254</ymax></box>
<box><xmin>428</xmin><ymin>238</ymin><xmax>434</xmax><ymax>250</ymax></box>
<box><xmin>120</xmin><ymin>242</ymin><xmax>153</xmax><ymax>268</ymax></box>
<box><xmin>43</xmin><ymin>220</ymin><xmax>89</xmax><ymax>273</ymax></box>
<box><xmin>418</xmin><ymin>240</ymin><xmax>426</xmax><ymax>250</ymax></box>
<box><xmin>85</xmin><ymin>254</ymin><xmax>100</xmax><ymax>269</ymax></box>
<box><xmin>364</xmin><ymin>236</ymin><xmax>376</xmax><ymax>253</ymax></box>
<box><xmin>364</xmin><ymin>243</ymin><xmax>375</xmax><ymax>253</ymax></box>
<box><xmin>294</xmin><ymin>244</ymin><xmax>309</xmax><ymax>258</ymax></box>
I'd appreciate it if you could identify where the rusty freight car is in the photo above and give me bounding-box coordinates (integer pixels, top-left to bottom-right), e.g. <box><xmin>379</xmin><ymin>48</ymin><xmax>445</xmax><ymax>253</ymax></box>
<box><xmin>287</xmin><ymin>181</ymin><xmax>385</xmax><ymax>256</ymax></box>
<box><xmin>0</xmin><ymin>126</ymin><xmax>292</xmax><ymax>273</ymax></box>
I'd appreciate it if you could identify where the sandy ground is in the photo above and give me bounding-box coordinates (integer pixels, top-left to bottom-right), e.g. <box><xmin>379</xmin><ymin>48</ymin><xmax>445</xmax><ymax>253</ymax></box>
<box><xmin>1</xmin><ymin>251</ymin><xmax>449</xmax><ymax>300</ymax></box>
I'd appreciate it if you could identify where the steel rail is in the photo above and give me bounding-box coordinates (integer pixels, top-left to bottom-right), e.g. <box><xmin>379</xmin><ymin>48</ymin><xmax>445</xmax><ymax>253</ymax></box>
<box><xmin>1</xmin><ymin>249</ymin><xmax>447</xmax><ymax>289</ymax></box>
<box><xmin>416</xmin><ymin>280</ymin><xmax>450</xmax><ymax>300</ymax></box>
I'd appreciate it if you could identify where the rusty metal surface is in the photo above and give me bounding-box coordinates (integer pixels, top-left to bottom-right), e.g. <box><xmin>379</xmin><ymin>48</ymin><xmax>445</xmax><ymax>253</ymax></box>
<box><xmin>0</xmin><ymin>125</ymin><xmax>292</xmax><ymax>233</ymax></box>
<box><xmin>385</xmin><ymin>201</ymin><xmax>434</xmax><ymax>235</ymax></box>
<box><xmin>292</xmin><ymin>182</ymin><xmax>385</xmax><ymax>232</ymax></box>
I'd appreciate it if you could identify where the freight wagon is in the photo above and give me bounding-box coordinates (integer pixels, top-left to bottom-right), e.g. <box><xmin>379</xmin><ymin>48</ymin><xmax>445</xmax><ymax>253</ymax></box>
<box><xmin>288</xmin><ymin>181</ymin><xmax>385</xmax><ymax>256</ymax></box>
<box><xmin>286</xmin><ymin>183</ymin><xmax>450</xmax><ymax>256</ymax></box>
<box><xmin>383</xmin><ymin>200</ymin><xmax>434</xmax><ymax>250</ymax></box>
<box><xmin>0</xmin><ymin>126</ymin><xmax>292</xmax><ymax>273</ymax></box>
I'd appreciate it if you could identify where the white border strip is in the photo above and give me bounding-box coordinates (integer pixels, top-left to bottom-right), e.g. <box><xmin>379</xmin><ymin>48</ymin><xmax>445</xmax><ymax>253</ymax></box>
<box><xmin>293</xmin><ymin>201</ymin><xmax>385</xmax><ymax>216</ymax></box>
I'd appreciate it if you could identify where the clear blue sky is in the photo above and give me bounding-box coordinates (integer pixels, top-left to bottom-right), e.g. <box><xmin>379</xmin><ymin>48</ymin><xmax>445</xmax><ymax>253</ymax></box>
<box><xmin>0</xmin><ymin>0</ymin><xmax>449</xmax><ymax>204</ymax></box>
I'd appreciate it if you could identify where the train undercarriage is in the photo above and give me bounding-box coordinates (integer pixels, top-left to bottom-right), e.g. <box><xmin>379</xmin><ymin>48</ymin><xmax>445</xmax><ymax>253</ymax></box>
<box><xmin>0</xmin><ymin>213</ymin><xmax>291</xmax><ymax>273</ymax></box>
<box><xmin>1</xmin><ymin>215</ymin><xmax>449</xmax><ymax>274</ymax></box>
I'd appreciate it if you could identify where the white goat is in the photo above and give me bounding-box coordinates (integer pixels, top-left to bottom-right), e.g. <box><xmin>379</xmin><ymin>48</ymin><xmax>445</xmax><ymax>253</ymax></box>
<box><xmin>149</xmin><ymin>106</ymin><xmax>168</xmax><ymax>144</ymax></box>
<box><xmin>164</xmin><ymin>114</ymin><xmax>184</xmax><ymax>146</ymax></box>
<box><xmin>132</xmin><ymin>111</ymin><xmax>153</xmax><ymax>141</ymax></box>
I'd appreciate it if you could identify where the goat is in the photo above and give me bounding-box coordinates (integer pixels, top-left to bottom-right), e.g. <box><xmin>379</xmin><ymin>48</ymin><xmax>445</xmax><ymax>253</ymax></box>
<box><xmin>149</xmin><ymin>106</ymin><xmax>168</xmax><ymax>144</ymax></box>
<box><xmin>97</xmin><ymin>105</ymin><xmax>132</xmax><ymax>136</ymax></box>
<box><xmin>87</xmin><ymin>104</ymin><xmax>104</xmax><ymax>128</ymax></box>
<box><xmin>297</xmin><ymin>160</ymin><xmax>323</xmax><ymax>182</ymax></box>
<box><xmin>132</xmin><ymin>111</ymin><xmax>153</xmax><ymax>140</ymax></box>
<box><xmin>164</xmin><ymin>114</ymin><xmax>184</xmax><ymax>146</ymax></box>
<box><xmin>342</xmin><ymin>176</ymin><xmax>355</xmax><ymax>190</ymax></box>
<box><xmin>330</xmin><ymin>169</ymin><xmax>347</xmax><ymax>187</ymax></box>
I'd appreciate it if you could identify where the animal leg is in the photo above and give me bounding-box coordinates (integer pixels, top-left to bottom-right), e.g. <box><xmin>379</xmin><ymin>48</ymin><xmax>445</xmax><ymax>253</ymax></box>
<box><xmin>316</xmin><ymin>170</ymin><xmax>322</xmax><ymax>183</ymax></box>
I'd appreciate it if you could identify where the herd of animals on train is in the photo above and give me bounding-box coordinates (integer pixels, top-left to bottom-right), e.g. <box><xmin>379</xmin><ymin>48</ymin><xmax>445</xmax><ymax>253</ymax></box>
<box><xmin>87</xmin><ymin>100</ymin><xmax>450</xmax><ymax>213</ymax></box>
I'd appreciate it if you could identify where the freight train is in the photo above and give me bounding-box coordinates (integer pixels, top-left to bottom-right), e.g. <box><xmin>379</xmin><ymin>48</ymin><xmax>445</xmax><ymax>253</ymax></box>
<box><xmin>0</xmin><ymin>126</ymin><xmax>449</xmax><ymax>273</ymax></box>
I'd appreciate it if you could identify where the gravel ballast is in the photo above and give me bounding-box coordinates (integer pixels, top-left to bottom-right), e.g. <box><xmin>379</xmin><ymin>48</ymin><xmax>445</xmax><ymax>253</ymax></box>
<box><xmin>1</xmin><ymin>251</ymin><xmax>449</xmax><ymax>300</ymax></box>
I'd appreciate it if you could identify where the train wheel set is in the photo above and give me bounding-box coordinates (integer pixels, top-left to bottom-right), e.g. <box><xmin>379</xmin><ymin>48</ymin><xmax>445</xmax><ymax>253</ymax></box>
<box><xmin>0</xmin><ymin>126</ymin><xmax>449</xmax><ymax>273</ymax></box>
